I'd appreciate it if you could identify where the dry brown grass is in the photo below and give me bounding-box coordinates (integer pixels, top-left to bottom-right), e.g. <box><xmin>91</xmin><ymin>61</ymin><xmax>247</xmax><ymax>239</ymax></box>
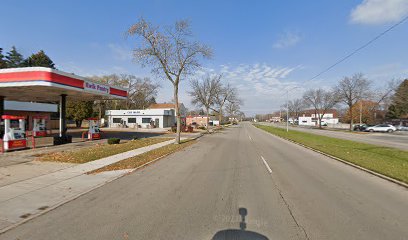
<box><xmin>37</xmin><ymin>138</ymin><xmax>171</xmax><ymax>164</ymax></box>
<box><xmin>89</xmin><ymin>139</ymin><xmax>196</xmax><ymax>174</ymax></box>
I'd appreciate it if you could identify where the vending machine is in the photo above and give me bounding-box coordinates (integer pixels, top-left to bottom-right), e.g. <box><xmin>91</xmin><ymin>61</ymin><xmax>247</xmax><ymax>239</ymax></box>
<box><xmin>1</xmin><ymin>115</ymin><xmax>27</xmax><ymax>151</ymax></box>
<box><xmin>32</xmin><ymin>116</ymin><xmax>48</xmax><ymax>137</ymax></box>
<box><xmin>87</xmin><ymin>118</ymin><xmax>101</xmax><ymax>140</ymax></box>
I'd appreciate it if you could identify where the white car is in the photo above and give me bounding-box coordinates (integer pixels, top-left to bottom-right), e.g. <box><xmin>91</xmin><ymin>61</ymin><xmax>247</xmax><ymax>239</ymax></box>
<box><xmin>365</xmin><ymin>124</ymin><xmax>396</xmax><ymax>133</ymax></box>
<box><xmin>396</xmin><ymin>125</ymin><xmax>408</xmax><ymax>131</ymax></box>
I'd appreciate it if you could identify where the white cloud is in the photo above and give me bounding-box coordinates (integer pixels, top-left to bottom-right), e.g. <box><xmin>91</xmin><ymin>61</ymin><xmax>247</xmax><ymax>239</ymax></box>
<box><xmin>350</xmin><ymin>0</ymin><xmax>408</xmax><ymax>25</ymax></box>
<box><xmin>184</xmin><ymin>63</ymin><xmax>304</xmax><ymax>114</ymax></box>
<box><xmin>273</xmin><ymin>31</ymin><xmax>301</xmax><ymax>49</ymax></box>
<box><xmin>217</xmin><ymin>63</ymin><xmax>303</xmax><ymax>113</ymax></box>
<box><xmin>108</xmin><ymin>43</ymin><xmax>132</xmax><ymax>61</ymax></box>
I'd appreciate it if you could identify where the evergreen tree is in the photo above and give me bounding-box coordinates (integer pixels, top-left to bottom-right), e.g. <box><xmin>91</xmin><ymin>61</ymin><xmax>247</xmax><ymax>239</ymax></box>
<box><xmin>386</xmin><ymin>104</ymin><xmax>400</xmax><ymax>119</ymax></box>
<box><xmin>23</xmin><ymin>50</ymin><xmax>55</xmax><ymax>68</ymax></box>
<box><xmin>66</xmin><ymin>100</ymin><xmax>94</xmax><ymax>127</ymax></box>
<box><xmin>5</xmin><ymin>46</ymin><xmax>24</xmax><ymax>67</ymax></box>
<box><xmin>387</xmin><ymin>79</ymin><xmax>408</xmax><ymax>118</ymax></box>
<box><xmin>0</xmin><ymin>48</ymin><xmax>8</xmax><ymax>68</ymax></box>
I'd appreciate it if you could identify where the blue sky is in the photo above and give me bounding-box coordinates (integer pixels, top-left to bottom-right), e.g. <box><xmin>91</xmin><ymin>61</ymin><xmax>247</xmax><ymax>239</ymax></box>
<box><xmin>2</xmin><ymin>0</ymin><xmax>408</xmax><ymax>115</ymax></box>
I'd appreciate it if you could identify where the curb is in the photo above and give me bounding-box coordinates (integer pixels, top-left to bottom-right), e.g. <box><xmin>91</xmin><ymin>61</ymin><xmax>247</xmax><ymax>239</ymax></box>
<box><xmin>0</xmin><ymin>136</ymin><xmax>202</xmax><ymax>235</ymax></box>
<box><xmin>255</xmin><ymin>126</ymin><xmax>408</xmax><ymax>189</ymax></box>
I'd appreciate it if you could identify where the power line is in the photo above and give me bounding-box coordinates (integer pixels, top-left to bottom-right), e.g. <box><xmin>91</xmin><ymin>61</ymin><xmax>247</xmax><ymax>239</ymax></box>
<box><xmin>279</xmin><ymin>15</ymin><xmax>408</xmax><ymax>99</ymax></box>
<box><xmin>308</xmin><ymin>15</ymin><xmax>408</xmax><ymax>82</ymax></box>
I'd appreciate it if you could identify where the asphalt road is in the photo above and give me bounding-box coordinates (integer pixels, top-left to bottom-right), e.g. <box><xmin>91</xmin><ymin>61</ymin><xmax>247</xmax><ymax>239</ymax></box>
<box><xmin>1</xmin><ymin>123</ymin><xmax>407</xmax><ymax>239</ymax></box>
<box><xmin>262</xmin><ymin>122</ymin><xmax>408</xmax><ymax>151</ymax></box>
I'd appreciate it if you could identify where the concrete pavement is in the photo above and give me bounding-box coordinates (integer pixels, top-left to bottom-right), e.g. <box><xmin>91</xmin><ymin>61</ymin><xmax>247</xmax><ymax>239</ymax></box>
<box><xmin>0</xmin><ymin>138</ymin><xmax>181</xmax><ymax>232</ymax></box>
<box><xmin>0</xmin><ymin>123</ymin><xmax>407</xmax><ymax>239</ymax></box>
<box><xmin>262</xmin><ymin>122</ymin><xmax>408</xmax><ymax>151</ymax></box>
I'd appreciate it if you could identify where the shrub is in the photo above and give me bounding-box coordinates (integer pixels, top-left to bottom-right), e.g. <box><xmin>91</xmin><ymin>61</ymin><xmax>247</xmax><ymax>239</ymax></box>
<box><xmin>198</xmin><ymin>126</ymin><xmax>206</xmax><ymax>130</ymax></box>
<box><xmin>107</xmin><ymin>138</ymin><xmax>121</xmax><ymax>145</ymax></box>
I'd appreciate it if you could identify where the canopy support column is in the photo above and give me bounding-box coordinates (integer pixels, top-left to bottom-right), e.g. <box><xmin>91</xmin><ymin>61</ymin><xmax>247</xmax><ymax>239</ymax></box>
<box><xmin>59</xmin><ymin>94</ymin><xmax>67</xmax><ymax>137</ymax></box>
<box><xmin>0</xmin><ymin>96</ymin><xmax>4</xmax><ymax>116</ymax></box>
<box><xmin>0</xmin><ymin>96</ymin><xmax>4</xmax><ymax>139</ymax></box>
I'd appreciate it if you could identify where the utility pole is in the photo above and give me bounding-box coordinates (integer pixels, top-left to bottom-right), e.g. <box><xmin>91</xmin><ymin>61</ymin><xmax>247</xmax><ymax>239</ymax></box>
<box><xmin>286</xmin><ymin>90</ymin><xmax>289</xmax><ymax>132</ymax></box>
<box><xmin>359</xmin><ymin>101</ymin><xmax>362</xmax><ymax>125</ymax></box>
<box><xmin>285</xmin><ymin>87</ymin><xmax>300</xmax><ymax>132</ymax></box>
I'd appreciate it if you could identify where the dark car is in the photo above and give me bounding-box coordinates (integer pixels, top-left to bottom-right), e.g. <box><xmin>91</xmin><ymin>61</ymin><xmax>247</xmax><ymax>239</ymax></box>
<box><xmin>353</xmin><ymin>124</ymin><xmax>371</xmax><ymax>131</ymax></box>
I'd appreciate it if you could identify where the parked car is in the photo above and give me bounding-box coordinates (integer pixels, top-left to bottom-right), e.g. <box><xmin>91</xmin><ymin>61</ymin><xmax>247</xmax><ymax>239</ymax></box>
<box><xmin>365</xmin><ymin>124</ymin><xmax>396</xmax><ymax>133</ymax></box>
<box><xmin>396</xmin><ymin>125</ymin><xmax>408</xmax><ymax>131</ymax></box>
<box><xmin>353</xmin><ymin>124</ymin><xmax>371</xmax><ymax>131</ymax></box>
<box><xmin>353</xmin><ymin>123</ymin><xmax>374</xmax><ymax>131</ymax></box>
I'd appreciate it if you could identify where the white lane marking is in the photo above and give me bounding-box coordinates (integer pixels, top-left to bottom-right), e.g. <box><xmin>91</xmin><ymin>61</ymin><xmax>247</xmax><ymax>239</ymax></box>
<box><xmin>248</xmin><ymin>135</ymin><xmax>252</xmax><ymax>141</ymax></box>
<box><xmin>261</xmin><ymin>156</ymin><xmax>272</xmax><ymax>174</ymax></box>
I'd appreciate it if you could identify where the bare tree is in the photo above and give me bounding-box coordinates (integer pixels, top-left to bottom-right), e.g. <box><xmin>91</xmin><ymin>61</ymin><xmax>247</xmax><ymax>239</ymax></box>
<box><xmin>367</xmin><ymin>79</ymin><xmax>402</xmax><ymax>122</ymax></box>
<box><xmin>287</xmin><ymin>98</ymin><xmax>305</xmax><ymax>122</ymax></box>
<box><xmin>188</xmin><ymin>75</ymin><xmax>220</xmax><ymax>132</ymax></box>
<box><xmin>90</xmin><ymin>74</ymin><xmax>159</xmax><ymax>116</ymax></box>
<box><xmin>211</xmin><ymin>80</ymin><xmax>239</xmax><ymax>127</ymax></box>
<box><xmin>303</xmin><ymin>88</ymin><xmax>339</xmax><ymax>129</ymax></box>
<box><xmin>225</xmin><ymin>101</ymin><xmax>241</xmax><ymax>121</ymax></box>
<box><xmin>237</xmin><ymin>111</ymin><xmax>245</xmax><ymax>122</ymax></box>
<box><xmin>127</xmin><ymin>76</ymin><xmax>160</xmax><ymax>109</ymax></box>
<box><xmin>128</xmin><ymin>17</ymin><xmax>212</xmax><ymax>144</ymax></box>
<box><xmin>335</xmin><ymin>73</ymin><xmax>371</xmax><ymax>130</ymax></box>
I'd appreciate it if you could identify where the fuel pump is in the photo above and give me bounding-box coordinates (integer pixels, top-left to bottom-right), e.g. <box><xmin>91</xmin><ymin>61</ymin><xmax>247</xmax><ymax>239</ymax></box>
<box><xmin>1</xmin><ymin>115</ymin><xmax>27</xmax><ymax>151</ymax></box>
<box><xmin>87</xmin><ymin>118</ymin><xmax>101</xmax><ymax>140</ymax></box>
<box><xmin>32</xmin><ymin>115</ymin><xmax>48</xmax><ymax>137</ymax></box>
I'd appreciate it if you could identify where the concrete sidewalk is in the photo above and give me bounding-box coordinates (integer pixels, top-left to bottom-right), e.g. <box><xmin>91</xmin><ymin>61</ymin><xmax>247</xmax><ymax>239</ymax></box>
<box><xmin>0</xmin><ymin>138</ymin><xmax>187</xmax><ymax>232</ymax></box>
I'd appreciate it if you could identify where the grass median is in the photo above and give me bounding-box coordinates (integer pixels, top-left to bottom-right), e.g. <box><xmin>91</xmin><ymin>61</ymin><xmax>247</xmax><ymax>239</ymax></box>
<box><xmin>37</xmin><ymin>137</ymin><xmax>171</xmax><ymax>164</ymax></box>
<box><xmin>255</xmin><ymin>124</ymin><xmax>408</xmax><ymax>184</ymax></box>
<box><xmin>89</xmin><ymin>139</ymin><xmax>196</xmax><ymax>174</ymax></box>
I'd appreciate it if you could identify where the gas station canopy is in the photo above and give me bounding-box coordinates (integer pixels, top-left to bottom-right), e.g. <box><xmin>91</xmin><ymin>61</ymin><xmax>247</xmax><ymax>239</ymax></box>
<box><xmin>0</xmin><ymin>67</ymin><xmax>127</xmax><ymax>102</ymax></box>
<box><xmin>0</xmin><ymin>67</ymin><xmax>128</xmax><ymax>139</ymax></box>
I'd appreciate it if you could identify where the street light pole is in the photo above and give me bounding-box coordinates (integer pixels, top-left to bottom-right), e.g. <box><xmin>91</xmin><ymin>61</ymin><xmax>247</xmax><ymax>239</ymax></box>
<box><xmin>286</xmin><ymin>90</ymin><xmax>289</xmax><ymax>132</ymax></box>
<box><xmin>285</xmin><ymin>86</ymin><xmax>300</xmax><ymax>132</ymax></box>
<box><xmin>359</xmin><ymin>101</ymin><xmax>362</xmax><ymax>125</ymax></box>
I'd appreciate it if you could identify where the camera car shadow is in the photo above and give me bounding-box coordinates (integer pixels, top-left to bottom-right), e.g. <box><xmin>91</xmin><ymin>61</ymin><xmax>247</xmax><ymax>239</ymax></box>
<box><xmin>211</xmin><ymin>208</ymin><xmax>269</xmax><ymax>240</ymax></box>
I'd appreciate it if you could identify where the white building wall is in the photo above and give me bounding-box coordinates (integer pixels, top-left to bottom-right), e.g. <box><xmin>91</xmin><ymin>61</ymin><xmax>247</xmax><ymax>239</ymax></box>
<box><xmin>105</xmin><ymin>109</ymin><xmax>175</xmax><ymax>129</ymax></box>
<box><xmin>299</xmin><ymin>117</ymin><xmax>315</xmax><ymax>126</ymax></box>
<box><xmin>299</xmin><ymin>116</ymin><xmax>339</xmax><ymax>126</ymax></box>
<box><xmin>321</xmin><ymin>118</ymin><xmax>339</xmax><ymax>124</ymax></box>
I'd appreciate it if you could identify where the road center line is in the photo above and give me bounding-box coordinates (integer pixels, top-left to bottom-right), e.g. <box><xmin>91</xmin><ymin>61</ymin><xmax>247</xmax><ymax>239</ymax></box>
<box><xmin>261</xmin><ymin>156</ymin><xmax>272</xmax><ymax>174</ymax></box>
<box><xmin>248</xmin><ymin>135</ymin><xmax>252</xmax><ymax>141</ymax></box>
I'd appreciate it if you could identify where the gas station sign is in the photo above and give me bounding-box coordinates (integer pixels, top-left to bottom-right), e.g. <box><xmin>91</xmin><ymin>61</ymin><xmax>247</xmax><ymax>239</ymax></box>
<box><xmin>84</xmin><ymin>81</ymin><xmax>110</xmax><ymax>94</ymax></box>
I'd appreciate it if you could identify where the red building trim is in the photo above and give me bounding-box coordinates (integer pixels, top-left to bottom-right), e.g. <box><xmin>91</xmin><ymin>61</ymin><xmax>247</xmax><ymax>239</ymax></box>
<box><xmin>110</xmin><ymin>87</ymin><xmax>127</xmax><ymax>97</ymax></box>
<box><xmin>0</xmin><ymin>71</ymin><xmax>84</xmax><ymax>89</ymax></box>
<box><xmin>1</xmin><ymin>115</ymin><xmax>26</xmax><ymax>120</ymax></box>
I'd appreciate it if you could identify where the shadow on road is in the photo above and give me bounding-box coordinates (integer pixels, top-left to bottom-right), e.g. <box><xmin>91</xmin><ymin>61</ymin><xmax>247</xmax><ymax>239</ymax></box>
<box><xmin>211</xmin><ymin>208</ymin><xmax>269</xmax><ymax>240</ymax></box>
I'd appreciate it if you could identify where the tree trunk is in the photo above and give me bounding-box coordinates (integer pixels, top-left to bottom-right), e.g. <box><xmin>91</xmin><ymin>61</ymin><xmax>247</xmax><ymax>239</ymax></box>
<box><xmin>349</xmin><ymin>105</ymin><xmax>353</xmax><ymax>131</ymax></box>
<box><xmin>206</xmin><ymin>107</ymin><xmax>210</xmax><ymax>133</ymax></box>
<box><xmin>76</xmin><ymin>120</ymin><xmax>82</xmax><ymax>128</ymax></box>
<box><xmin>319</xmin><ymin>116</ymin><xmax>322</xmax><ymax>129</ymax></box>
<box><xmin>98</xmin><ymin>101</ymin><xmax>102</xmax><ymax>119</ymax></box>
<box><xmin>218</xmin><ymin>108</ymin><xmax>222</xmax><ymax>128</ymax></box>
<box><xmin>174</xmin><ymin>85</ymin><xmax>181</xmax><ymax>144</ymax></box>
